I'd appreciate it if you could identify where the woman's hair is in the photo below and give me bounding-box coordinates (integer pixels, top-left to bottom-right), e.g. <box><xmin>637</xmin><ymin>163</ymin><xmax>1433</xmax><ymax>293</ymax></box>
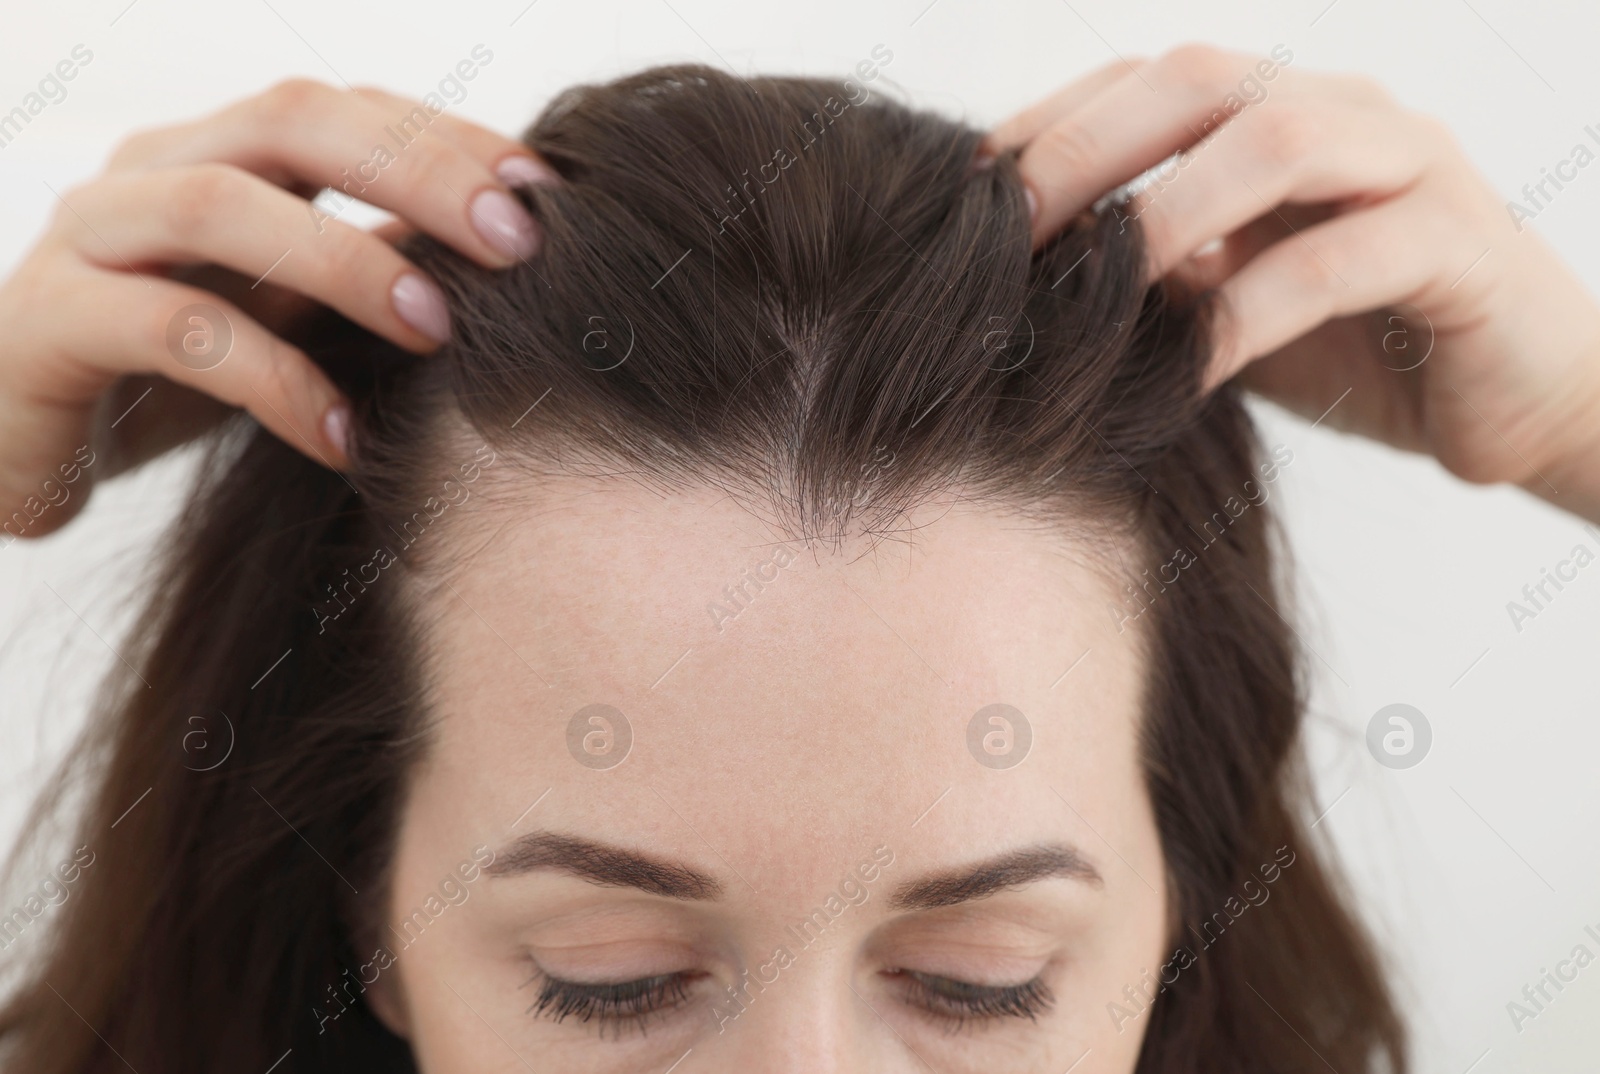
<box><xmin>0</xmin><ymin>63</ymin><xmax>1406</xmax><ymax>1073</ymax></box>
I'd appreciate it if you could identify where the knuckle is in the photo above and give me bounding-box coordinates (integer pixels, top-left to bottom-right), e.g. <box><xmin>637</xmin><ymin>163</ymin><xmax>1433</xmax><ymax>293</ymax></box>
<box><xmin>164</xmin><ymin>164</ymin><xmax>247</xmax><ymax>237</ymax></box>
<box><xmin>1249</xmin><ymin>103</ymin><xmax>1320</xmax><ymax>173</ymax></box>
<box><xmin>1163</xmin><ymin>43</ymin><xmax>1236</xmax><ymax>95</ymax></box>
<box><xmin>318</xmin><ymin>228</ymin><xmax>381</xmax><ymax>290</ymax></box>
<box><xmin>268</xmin><ymin>340</ymin><xmax>308</xmax><ymax>390</ymax></box>
<box><xmin>251</xmin><ymin>333</ymin><xmax>296</xmax><ymax>397</ymax></box>
<box><xmin>139</xmin><ymin>295</ymin><xmax>182</xmax><ymax>357</ymax></box>
<box><xmin>107</xmin><ymin>128</ymin><xmax>161</xmax><ymax>168</ymax></box>
<box><xmin>393</xmin><ymin>142</ymin><xmax>473</xmax><ymax>204</ymax></box>
<box><xmin>1287</xmin><ymin>241</ymin><xmax>1341</xmax><ymax>298</ymax></box>
<box><xmin>256</xmin><ymin>78</ymin><xmax>332</xmax><ymax>128</ymax></box>
<box><xmin>253</xmin><ymin>322</ymin><xmax>310</xmax><ymax>380</ymax></box>
<box><xmin>262</xmin><ymin>341</ymin><xmax>324</xmax><ymax>420</ymax></box>
<box><xmin>1034</xmin><ymin>120</ymin><xmax>1101</xmax><ymax>177</ymax></box>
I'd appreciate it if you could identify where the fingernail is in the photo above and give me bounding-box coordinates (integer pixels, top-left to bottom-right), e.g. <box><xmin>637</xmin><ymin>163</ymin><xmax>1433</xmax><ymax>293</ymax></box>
<box><xmin>470</xmin><ymin>188</ymin><xmax>540</xmax><ymax>261</ymax></box>
<box><xmin>1024</xmin><ymin>186</ymin><xmax>1039</xmax><ymax>223</ymax></box>
<box><xmin>323</xmin><ymin>401</ymin><xmax>351</xmax><ymax>463</ymax></box>
<box><xmin>391</xmin><ymin>272</ymin><xmax>452</xmax><ymax>343</ymax></box>
<box><xmin>496</xmin><ymin>153</ymin><xmax>559</xmax><ymax>187</ymax></box>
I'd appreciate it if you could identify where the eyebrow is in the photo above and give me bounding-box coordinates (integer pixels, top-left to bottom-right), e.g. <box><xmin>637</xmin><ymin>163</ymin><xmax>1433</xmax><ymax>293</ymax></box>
<box><xmin>484</xmin><ymin>832</ymin><xmax>724</xmax><ymax>900</ymax></box>
<box><xmin>888</xmin><ymin>844</ymin><xmax>1104</xmax><ymax>911</ymax></box>
<box><xmin>483</xmin><ymin>834</ymin><xmax>1101</xmax><ymax>910</ymax></box>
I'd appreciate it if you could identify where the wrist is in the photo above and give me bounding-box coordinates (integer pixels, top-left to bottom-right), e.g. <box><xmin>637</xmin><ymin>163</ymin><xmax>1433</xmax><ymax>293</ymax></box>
<box><xmin>1520</xmin><ymin>354</ymin><xmax>1600</xmax><ymax>524</ymax></box>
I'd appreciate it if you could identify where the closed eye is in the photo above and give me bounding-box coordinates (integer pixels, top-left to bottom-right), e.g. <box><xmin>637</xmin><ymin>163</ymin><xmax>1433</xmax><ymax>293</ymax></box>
<box><xmin>886</xmin><ymin>968</ymin><xmax>1055</xmax><ymax>1030</ymax></box>
<box><xmin>520</xmin><ymin>964</ymin><xmax>1056</xmax><ymax>1038</ymax></box>
<box><xmin>524</xmin><ymin>966</ymin><xmax>704</xmax><ymax>1038</ymax></box>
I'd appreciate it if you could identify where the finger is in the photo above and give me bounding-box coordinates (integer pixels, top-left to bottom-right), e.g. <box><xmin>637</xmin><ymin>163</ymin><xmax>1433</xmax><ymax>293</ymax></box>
<box><xmin>982</xmin><ymin>58</ymin><xmax>1145</xmax><ymax>157</ymax></box>
<box><xmin>1015</xmin><ymin>44</ymin><xmax>1296</xmax><ymax>245</ymax></box>
<box><xmin>51</xmin><ymin>268</ymin><xmax>353</xmax><ymax>467</ymax></box>
<box><xmin>1133</xmin><ymin>100</ymin><xmax>1436</xmax><ymax>280</ymax></box>
<box><xmin>350</xmin><ymin>86</ymin><xmax>558</xmax><ymax>187</ymax></box>
<box><xmin>110</xmin><ymin>79</ymin><xmax>545</xmax><ymax>268</ymax></box>
<box><xmin>63</xmin><ymin>164</ymin><xmax>453</xmax><ymax>350</ymax></box>
<box><xmin>1167</xmin><ymin>203</ymin><xmax>1340</xmax><ymax>293</ymax></box>
<box><xmin>1205</xmin><ymin>192</ymin><xmax>1456</xmax><ymax>389</ymax></box>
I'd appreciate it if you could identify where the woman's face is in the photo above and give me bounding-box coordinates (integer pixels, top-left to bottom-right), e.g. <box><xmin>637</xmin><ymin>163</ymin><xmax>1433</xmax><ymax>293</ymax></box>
<box><xmin>365</xmin><ymin>475</ymin><xmax>1168</xmax><ymax>1074</ymax></box>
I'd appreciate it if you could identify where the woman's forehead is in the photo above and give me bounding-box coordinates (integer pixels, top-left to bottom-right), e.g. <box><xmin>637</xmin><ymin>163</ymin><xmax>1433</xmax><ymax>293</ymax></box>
<box><xmin>397</xmin><ymin>475</ymin><xmax>1154</xmax><ymax>891</ymax></box>
<box><xmin>413</xmin><ymin>474</ymin><xmax>1142</xmax><ymax>736</ymax></box>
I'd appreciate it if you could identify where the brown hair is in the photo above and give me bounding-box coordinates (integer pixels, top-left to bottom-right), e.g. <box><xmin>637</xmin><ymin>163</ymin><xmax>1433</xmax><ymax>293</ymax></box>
<box><xmin>0</xmin><ymin>63</ymin><xmax>1406</xmax><ymax>1073</ymax></box>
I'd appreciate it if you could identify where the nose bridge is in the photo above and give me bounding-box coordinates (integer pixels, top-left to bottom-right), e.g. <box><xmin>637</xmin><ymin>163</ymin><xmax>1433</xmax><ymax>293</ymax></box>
<box><xmin>702</xmin><ymin>941</ymin><xmax>885</xmax><ymax>1074</ymax></box>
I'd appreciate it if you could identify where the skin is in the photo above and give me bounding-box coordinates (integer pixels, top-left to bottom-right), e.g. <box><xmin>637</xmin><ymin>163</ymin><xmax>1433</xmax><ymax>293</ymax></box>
<box><xmin>362</xmin><ymin>479</ymin><xmax>1167</xmax><ymax>1073</ymax></box>
<box><xmin>3</xmin><ymin>39</ymin><xmax>1600</xmax><ymax>1068</ymax></box>
<box><xmin>985</xmin><ymin>46</ymin><xmax>1600</xmax><ymax>522</ymax></box>
<box><xmin>4</xmin><ymin>48</ymin><xmax>1599</xmax><ymax>527</ymax></box>
<box><xmin>0</xmin><ymin>79</ymin><xmax>553</xmax><ymax>533</ymax></box>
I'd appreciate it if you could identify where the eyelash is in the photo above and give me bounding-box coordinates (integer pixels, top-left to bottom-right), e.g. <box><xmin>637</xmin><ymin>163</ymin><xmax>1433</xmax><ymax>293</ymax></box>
<box><xmin>524</xmin><ymin>967</ymin><xmax>700</xmax><ymax>1038</ymax></box>
<box><xmin>889</xmin><ymin>969</ymin><xmax>1056</xmax><ymax>1031</ymax></box>
<box><xmin>523</xmin><ymin>964</ymin><xmax>1054</xmax><ymax>1036</ymax></box>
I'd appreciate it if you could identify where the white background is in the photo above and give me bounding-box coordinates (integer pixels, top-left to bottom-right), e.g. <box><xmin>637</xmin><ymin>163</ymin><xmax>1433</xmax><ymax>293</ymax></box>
<box><xmin>1</xmin><ymin>1</ymin><xmax>1597</xmax><ymax>1070</ymax></box>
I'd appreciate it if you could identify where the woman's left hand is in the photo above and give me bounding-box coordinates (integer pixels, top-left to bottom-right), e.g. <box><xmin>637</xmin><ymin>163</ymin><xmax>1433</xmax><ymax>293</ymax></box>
<box><xmin>984</xmin><ymin>44</ymin><xmax>1600</xmax><ymax>523</ymax></box>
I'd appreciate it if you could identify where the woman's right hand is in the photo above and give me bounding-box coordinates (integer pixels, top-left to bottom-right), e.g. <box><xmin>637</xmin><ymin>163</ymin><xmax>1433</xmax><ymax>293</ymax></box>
<box><xmin>0</xmin><ymin>78</ymin><xmax>557</xmax><ymax>539</ymax></box>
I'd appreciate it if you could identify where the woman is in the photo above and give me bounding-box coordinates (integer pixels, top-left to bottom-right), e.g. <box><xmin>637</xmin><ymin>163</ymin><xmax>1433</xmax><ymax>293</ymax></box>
<box><xmin>0</xmin><ymin>46</ymin><xmax>1595</xmax><ymax>1073</ymax></box>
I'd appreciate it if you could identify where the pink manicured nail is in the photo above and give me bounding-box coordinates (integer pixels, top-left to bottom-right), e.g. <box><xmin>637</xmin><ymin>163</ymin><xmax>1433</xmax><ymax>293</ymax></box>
<box><xmin>323</xmin><ymin>402</ymin><xmax>351</xmax><ymax>461</ymax></box>
<box><xmin>496</xmin><ymin>154</ymin><xmax>559</xmax><ymax>187</ymax></box>
<box><xmin>1024</xmin><ymin>186</ymin><xmax>1039</xmax><ymax>223</ymax></box>
<box><xmin>391</xmin><ymin>272</ymin><xmax>452</xmax><ymax>343</ymax></box>
<box><xmin>470</xmin><ymin>188</ymin><xmax>540</xmax><ymax>261</ymax></box>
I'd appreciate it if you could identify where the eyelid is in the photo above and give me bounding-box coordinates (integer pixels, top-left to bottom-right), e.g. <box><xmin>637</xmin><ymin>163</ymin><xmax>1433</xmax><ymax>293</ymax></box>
<box><xmin>866</xmin><ymin>935</ymin><xmax>1057</xmax><ymax>989</ymax></box>
<box><xmin>519</xmin><ymin>958</ymin><xmax>1057</xmax><ymax>1037</ymax></box>
<box><xmin>523</xmin><ymin>963</ymin><xmax>706</xmax><ymax>1036</ymax></box>
<box><xmin>887</xmin><ymin>967</ymin><xmax>1056</xmax><ymax>1028</ymax></box>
